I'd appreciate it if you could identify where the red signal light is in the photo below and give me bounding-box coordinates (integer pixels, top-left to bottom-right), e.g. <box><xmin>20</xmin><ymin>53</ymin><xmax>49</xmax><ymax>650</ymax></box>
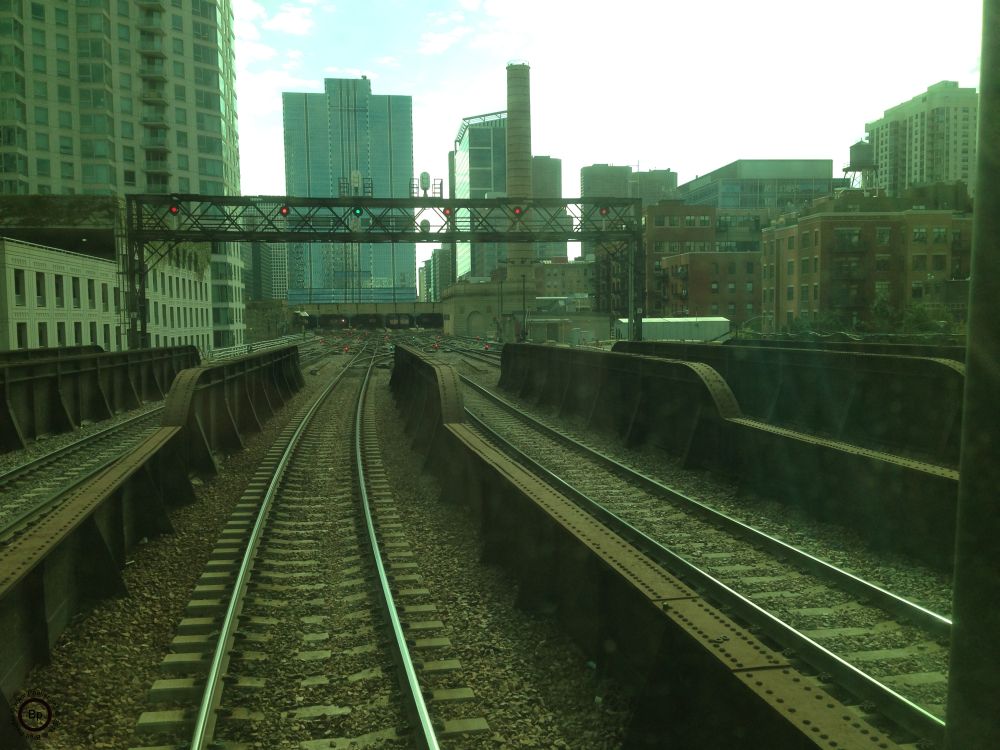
<box><xmin>442</xmin><ymin>207</ymin><xmax>453</xmax><ymax>217</ymax></box>
<box><xmin>169</xmin><ymin>205</ymin><xmax>179</xmax><ymax>215</ymax></box>
<box><xmin>599</xmin><ymin>206</ymin><xmax>609</xmax><ymax>216</ymax></box>
<box><xmin>279</xmin><ymin>205</ymin><xmax>289</xmax><ymax>216</ymax></box>
<box><xmin>513</xmin><ymin>206</ymin><xmax>524</xmax><ymax>216</ymax></box>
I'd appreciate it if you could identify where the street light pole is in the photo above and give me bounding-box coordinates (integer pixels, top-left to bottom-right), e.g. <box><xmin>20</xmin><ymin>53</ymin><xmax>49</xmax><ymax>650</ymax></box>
<box><xmin>521</xmin><ymin>274</ymin><xmax>526</xmax><ymax>341</ymax></box>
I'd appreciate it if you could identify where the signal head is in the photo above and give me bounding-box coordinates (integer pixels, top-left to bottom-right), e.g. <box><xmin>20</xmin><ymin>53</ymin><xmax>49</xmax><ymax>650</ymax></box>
<box><xmin>512</xmin><ymin>206</ymin><xmax>523</xmax><ymax>216</ymax></box>
<box><xmin>168</xmin><ymin>204</ymin><xmax>179</xmax><ymax>215</ymax></box>
<box><xmin>442</xmin><ymin>206</ymin><xmax>453</xmax><ymax>217</ymax></box>
<box><xmin>351</xmin><ymin>206</ymin><xmax>363</xmax><ymax>217</ymax></box>
<box><xmin>279</xmin><ymin>205</ymin><xmax>289</xmax><ymax>216</ymax></box>
<box><xmin>599</xmin><ymin>206</ymin><xmax>609</xmax><ymax>216</ymax></box>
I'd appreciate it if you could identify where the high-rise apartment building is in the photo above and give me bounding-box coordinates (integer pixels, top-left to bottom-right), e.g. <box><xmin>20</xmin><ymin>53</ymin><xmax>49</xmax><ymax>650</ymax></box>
<box><xmin>283</xmin><ymin>77</ymin><xmax>415</xmax><ymax>304</ymax></box>
<box><xmin>0</xmin><ymin>0</ymin><xmax>246</xmax><ymax>349</ymax></box>
<box><xmin>865</xmin><ymin>81</ymin><xmax>979</xmax><ymax>197</ymax></box>
<box><xmin>532</xmin><ymin>155</ymin><xmax>568</xmax><ymax>261</ymax></box>
<box><xmin>451</xmin><ymin>111</ymin><xmax>507</xmax><ymax>280</ymax></box>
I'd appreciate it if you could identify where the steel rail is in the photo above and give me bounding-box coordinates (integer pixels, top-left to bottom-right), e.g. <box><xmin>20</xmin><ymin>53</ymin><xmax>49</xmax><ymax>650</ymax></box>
<box><xmin>355</xmin><ymin>354</ymin><xmax>440</xmax><ymax>750</ymax></box>
<box><xmin>460</xmin><ymin>377</ymin><xmax>947</xmax><ymax>748</ymax></box>
<box><xmin>0</xmin><ymin>405</ymin><xmax>163</xmax><ymax>489</ymax></box>
<box><xmin>0</xmin><ymin>407</ymin><xmax>164</xmax><ymax>540</ymax></box>
<box><xmin>460</xmin><ymin>375</ymin><xmax>951</xmax><ymax>637</ymax></box>
<box><xmin>188</xmin><ymin>346</ymin><xmax>371</xmax><ymax>750</ymax></box>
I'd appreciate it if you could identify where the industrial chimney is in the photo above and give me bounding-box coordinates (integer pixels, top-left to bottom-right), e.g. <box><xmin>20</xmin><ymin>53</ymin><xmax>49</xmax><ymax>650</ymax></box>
<box><xmin>506</xmin><ymin>62</ymin><xmax>533</xmax><ymax>274</ymax></box>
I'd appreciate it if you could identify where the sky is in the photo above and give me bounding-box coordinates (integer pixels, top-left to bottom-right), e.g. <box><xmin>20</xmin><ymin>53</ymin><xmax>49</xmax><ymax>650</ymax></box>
<box><xmin>232</xmin><ymin>0</ymin><xmax>984</xmax><ymax>265</ymax></box>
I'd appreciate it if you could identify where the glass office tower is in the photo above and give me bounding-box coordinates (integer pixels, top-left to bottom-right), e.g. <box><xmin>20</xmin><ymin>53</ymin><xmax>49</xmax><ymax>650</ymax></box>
<box><xmin>283</xmin><ymin>77</ymin><xmax>415</xmax><ymax>304</ymax></box>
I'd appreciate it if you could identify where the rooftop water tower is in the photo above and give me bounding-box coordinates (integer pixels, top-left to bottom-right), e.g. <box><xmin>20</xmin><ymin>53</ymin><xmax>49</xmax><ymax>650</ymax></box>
<box><xmin>843</xmin><ymin>140</ymin><xmax>877</xmax><ymax>192</ymax></box>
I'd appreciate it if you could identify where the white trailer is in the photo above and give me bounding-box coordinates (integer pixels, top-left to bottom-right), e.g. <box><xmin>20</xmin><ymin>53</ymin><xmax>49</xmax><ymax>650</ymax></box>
<box><xmin>615</xmin><ymin>317</ymin><xmax>731</xmax><ymax>342</ymax></box>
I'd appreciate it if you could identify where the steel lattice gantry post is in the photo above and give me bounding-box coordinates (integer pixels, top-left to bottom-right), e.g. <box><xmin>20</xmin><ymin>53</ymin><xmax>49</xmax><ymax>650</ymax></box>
<box><xmin>123</xmin><ymin>195</ymin><xmax>644</xmax><ymax>346</ymax></box>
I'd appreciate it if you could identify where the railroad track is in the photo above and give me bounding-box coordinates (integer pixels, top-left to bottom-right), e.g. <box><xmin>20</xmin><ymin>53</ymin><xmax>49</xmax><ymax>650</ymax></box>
<box><xmin>459</xmin><ymin>375</ymin><xmax>950</xmax><ymax>748</ymax></box>
<box><xmin>0</xmin><ymin>407</ymin><xmax>164</xmax><ymax>542</ymax></box>
<box><xmin>131</xmin><ymin>347</ymin><xmax>486</xmax><ymax>749</ymax></box>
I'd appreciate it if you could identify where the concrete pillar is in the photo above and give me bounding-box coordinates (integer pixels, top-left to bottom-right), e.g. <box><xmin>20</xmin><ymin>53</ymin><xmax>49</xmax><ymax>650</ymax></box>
<box><xmin>945</xmin><ymin>2</ymin><xmax>1000</xmax><ymax>748</ymax></box>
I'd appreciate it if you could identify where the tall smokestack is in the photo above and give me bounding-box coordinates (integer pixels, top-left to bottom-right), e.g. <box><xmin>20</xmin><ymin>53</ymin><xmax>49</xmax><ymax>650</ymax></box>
<box><xmin>506</xmin><ymin>62</ymin><xmax>533</xmax><ymax>272</ymax></box>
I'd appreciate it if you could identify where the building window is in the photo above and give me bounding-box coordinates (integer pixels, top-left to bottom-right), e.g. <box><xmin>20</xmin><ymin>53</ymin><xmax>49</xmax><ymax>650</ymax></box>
<box><xmin>36</xmin><ymin>272</ymin><xmax>46</xmax><ymax>306</ymax></box>
<box><xmin>787</xmin><ymin>260</ymin><xmax>794</xmax><ymax>276</ymax></box>
<box><xmin>727</xmin><ymin>303</ymin><xmax>736</xmax><ymax>316</ymax></box>
<box><xmin>801</xmin><ymin>285</ymin><xmax>809</xmax><ymax>301</ymax></box>
<box><xmin>912</xmin><ymin>255</ymin><xmax>927</xmax><ymax>271</ymax></box>
<box><xmin>16</xmin><ymin>322</ymin><xmax>28</xmax><ymax>349</ymax></box>
<box><xmin>73</xmin><ymin>321</ymin><xmax>82</xmax><ymax>345</ymax></box>
<box><xmin>913</xmin><ymin>227</ymin><xmax>927</xmax><ymax>243</ymax></box>
<box><xmin>875</xmin><ymin>254</ymin><xmax>890</xmax><ymax>272</ymax></box>
<box><xmin>101</xmin><ymin>283</ymin><xmax>109</xmax><ymax>311</ymax></box>
<box><xmin>13</xmin><ymin>268</ymin><xmax>25</xmax><ymax>305</ymax></box>
<box><xmin>786</xmin><ymin>286</ymin><xmax>794</xmax><ymax>301</ymax></box>
<box><xmin>668</xmin><ymin>215</ymin><xmax>679</xmax><ymax>227</ymax></box>
<box><xmin>38</xmin><ymin>322</ymin><xmax>48</xmax><ymax>347</ymax></box>
<box><xmin>87</xmin><ymin>279</ymin><xmax>96</xmax><ymax>308</ymax></box>
<box><xmin>710</xmin><ymin>281</ymin><xmax>719</xmax><ymax>293</ymax></box>
<box><xmin>788</xmin><ymin>235</ymin><xmax>795</xmax><ymax>250</ymax></box>
<box><xmin>55</xmin><ymin>275</ymin><xmax>65</xmax><ymax>307</ymax></box>
<box><xmin>746</xmin><ymin>262</ymin><xmax>754</xmax><ymax>274</ymax></box>
<box><xmin>710</xmin><ymin>303</ymin><xmax>719</xmax><ymax>315</ymax></box>
<box><xmin>911</xmin><ymin>281</ymin><xmax>924</xmax><ymax>299</ymax></box>
<box><xmin>90</xmin><ymin>321</ymin><xmax>97</xmax><ymax>345</ymax></box>
<box><xmin>933</xmin><ymin>227</ymin><xmax>947</xmax><ymax>243</ymax></box>
<box><xmin>72</xmin><ymin>277</ymin><xmax>81</xmax><ymax>308</ymax></box>
<box><xmin>801</xmin><ymin>232</ymin><xmax>811</xmax><ymax>249</ymax></box>
<box><xmin>932</xmin><ymin>254</ymin><xmax>946</xmax><ymax>271</ymax></box>
<box><xmin>727</xmin><ymin>282</ymin><xmax>736</xmax><ymax>293</ymax></box>
<box><xmin>745</xmin><ymin>282</ymin><xmax>753</xmax><ymax>293</ymax></box>
<box><xmin>654</xmin><ymin>215</ymin><xmax>665</xmax><ymax>227</ymax></box>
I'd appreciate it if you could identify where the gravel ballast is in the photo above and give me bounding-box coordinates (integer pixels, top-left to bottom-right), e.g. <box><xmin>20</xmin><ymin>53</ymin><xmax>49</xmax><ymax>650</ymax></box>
<box><xmin>13</xmin><ymin>354</ymin><xmax>634</xmax><ymax>749</ymax></box>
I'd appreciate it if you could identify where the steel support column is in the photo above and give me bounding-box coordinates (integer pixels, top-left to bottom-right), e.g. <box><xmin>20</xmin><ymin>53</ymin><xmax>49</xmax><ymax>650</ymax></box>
<box><xmin>946</xmin><ymin>2</ymin><xmax>1000</xmax><ymax>748</ymax></box>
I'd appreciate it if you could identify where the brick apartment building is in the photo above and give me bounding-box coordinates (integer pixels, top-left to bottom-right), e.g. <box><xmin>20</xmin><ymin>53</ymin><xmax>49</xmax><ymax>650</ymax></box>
<box><xmin>760</xmin><ymin>186</ymin><xmax>972</xmax><ymax>331</ymax></box>
<box><xmin>643</xmin><ymin>200</ymin><xmax>766</xmax><ymax>325</ymax></box>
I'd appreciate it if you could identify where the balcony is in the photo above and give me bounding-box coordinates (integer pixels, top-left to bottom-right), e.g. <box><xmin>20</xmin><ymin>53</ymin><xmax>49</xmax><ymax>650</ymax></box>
<box><xmin>136</xmin><ymin>0</ymin><xmax>165</xmax><ymax>8</ymax></box>
<box><xmin>140</xmin><ymin>109</ymin><xmax>168</xmax><ymax>125</ymax></box>
<box><xmin>138</xmin><ymin>15</ymin><xmax>165</xmax><ymax>34</ymax></box>
<box><xmin>831</xmin><ymin>268</ymin><xmax>866</xmax><ymax>281</ymax></box>
<box><xmin>140</xmin><ymin>136</ymin><xmax>170</xmax><ymax>150</ymax></box>
<box><xmin>140</xmin><ymin>87</ymin><xmax>167</xmax><ymax>103</ymax></box>
<box><xmin>143</xmin><ymin>159</ymin><xmax>171</xmax><ymax>173</ymax></box>
<box><xmin>832</xmin><ymin>240</ymin><xmax>868</xmax><ymax>253</ymax></box>
<box><xmin>138</xmin><ymin>64</ymin><xmax>167</xmax><ymax>80</ymax></box>
<box><xmin>139</xmin><ymin>39</ymin><xmax>166</xmax><ymax>56</ymax></box>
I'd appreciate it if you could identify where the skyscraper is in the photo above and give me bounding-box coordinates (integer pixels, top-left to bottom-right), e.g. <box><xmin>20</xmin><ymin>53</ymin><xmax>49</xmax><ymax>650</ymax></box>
<box><xmin>865</xmin><ymin>81</ymin><xmax>979</xmax><ymax>197</ymax></box>
<box><xmin>283</xmin><ymin>77</ymin><xmax>415</xmax><ymax>303</ymax></box>
<box><xmin>452</xmin><ymin>111</ymin><xmax>507</xmax><ymax>280</ymax></box>
<box><xmin>0</xmin><ymin>0</ymin><xmax>245</xmax><ymax>348</ymax></box>
<box><xmin>532</xmin><ymin>155</ymin><xmax>568</xmax><ymax>260</ymax></box>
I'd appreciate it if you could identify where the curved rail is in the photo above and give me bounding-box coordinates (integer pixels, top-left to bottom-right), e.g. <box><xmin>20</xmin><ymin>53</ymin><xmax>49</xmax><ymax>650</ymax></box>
<box><xmin>355</xmin><ymin>356</ymin><xmax>440</xmax><ymax>749</ymax></box>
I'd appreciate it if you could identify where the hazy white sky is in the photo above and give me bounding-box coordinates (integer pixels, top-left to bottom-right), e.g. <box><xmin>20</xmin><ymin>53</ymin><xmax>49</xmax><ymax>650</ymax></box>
<box><xmin>233</xmin><ymin>0</ymin><xmax>983</xmax><ymax>260</ymax></box>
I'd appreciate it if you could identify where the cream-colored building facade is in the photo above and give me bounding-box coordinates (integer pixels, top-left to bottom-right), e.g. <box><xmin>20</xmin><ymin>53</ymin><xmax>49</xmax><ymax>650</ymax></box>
<box><xmin>0</xmin><ymin>237</ymin><xmax>212</xmax><ymax>352</ymax></box>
